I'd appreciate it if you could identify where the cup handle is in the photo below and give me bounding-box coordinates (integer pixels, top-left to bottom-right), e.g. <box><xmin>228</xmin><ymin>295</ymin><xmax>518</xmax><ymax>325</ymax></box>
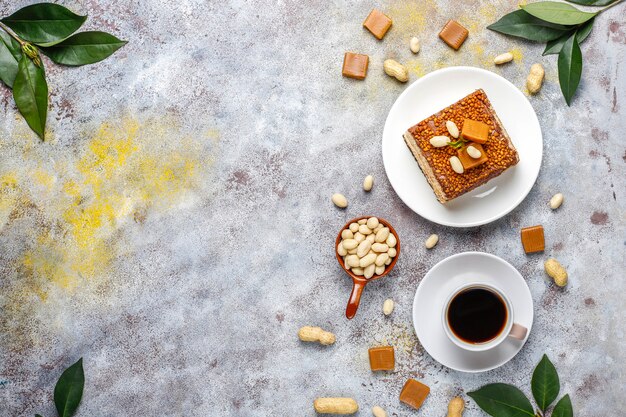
<box><xmin>508</xmin><ymin>323</ymin><xmax>528</xmax><ymax>340</ymax></box>
<box><xmin>345</xmin><ymin>281</ymin><xmax>366</xmax><ymax>320</ymax></box>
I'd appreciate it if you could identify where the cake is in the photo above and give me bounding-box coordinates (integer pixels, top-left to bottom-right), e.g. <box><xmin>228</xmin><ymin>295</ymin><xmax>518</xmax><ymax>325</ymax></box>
<box><xmin>402</xmin><ymin>89</ymin><xmax>519</xmax><ymax>204</ymax></box>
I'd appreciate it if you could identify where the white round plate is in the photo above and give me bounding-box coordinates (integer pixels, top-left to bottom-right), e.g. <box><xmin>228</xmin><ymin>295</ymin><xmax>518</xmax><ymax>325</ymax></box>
<box><xmin>382</xmin><ymin>66</ymin><xmax>543</xmax><ymax>227</ymax></box>
<box><xmin>412</xmin><ymin>252</ymin><xmax>533</xmax><ymax>373</ymax></box>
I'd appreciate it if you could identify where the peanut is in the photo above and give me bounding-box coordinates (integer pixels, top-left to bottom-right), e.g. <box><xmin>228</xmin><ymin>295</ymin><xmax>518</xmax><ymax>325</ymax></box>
<box><xmin>363</xmin><ymin>175</ymin><xmax>374</xmax><ymax>191</ymax></box>
<box><xmin>526</xmin><ymin>63</ymin><xmax>544</xmax><ymax>94</ymax></box>
<box><xmin>449</xmin><ymin>156</ymin><xmax>464</xmax><ymax>174</ymax></box>
<box><xmin>358</xmin><ymin>219</ymin><xmax>367</xmax><ymax>225</ymax></box>
<box><xmin>383</xmin><ymin>299</ymin><xmax>394</xmax><ymax>315</ymax></box>
<box><xmin>410</xmin><ymin>37</ymin><xmax>420</xmax><ymax>54</ymax></box>
<box><xmin>447</xmin><ymin>397</ymin><xmax>465</xmax><ymax>417</ymax></box>
<box><xmin>494</xmin><ymin>52</ymin><xmax>513</xmax><ymax>65</ymax></box>
<box><xmin>359</xmin><ymin>253</ymin><xmax>377</xmax><ymax>268</ymax></box>
<box><xmin>364</xmin><ymin>263</ymin><xmax>376</xmax><ymax>279</ymax></box>
<box><xmin>357</xmin><ymin>240</ymin><xmax>372</xmax><ymax>258</ymax></box>
<box><xmin>375</xmin><ymin>227</ymin><xmax>390</xmax><ymax>243</ymax></box>
<box><xmin>337</xmin><ymin>242</ymin><xmax>347</xmax><ymax>256</ymax></box>
<box><xmin>298</xmin><ymin>326</ymin><xmax>336</xmax><ymax>345</ymax></box>
<box><xmin>544</xmin><ymin>258</ymin><xmax>568</xmax><ymax>287</ymax></box>
<box><xmin>375</xmin><ymin>265</ymin><xmax>385</xmax><ymax>275</ymax></box>
<box><xmin>349</xmin><ymin>222</ymin><xmax>359</xmax><ymax>233</ymax></box>
<box><xmin>383</xmin><ymin>59</ymin><xmax>409</xmax><ymax>82</ymax></box>
<box><xmin>375</xmin><ymin>253</ymin><xmax>389</xmax><ymax>266</ymax></box>
<box><xmin>372</xmin><ymin>243</ymin><xmax>389</xmax><ymax>253</ymax></box>
<box><xmin>359</xmin><ymin>224</ymin><xmax>373</xmax><ymax>235</ymax></box>
<box><xmin>342</xmin><ymin>239</ymin><xmax>358</xmax><ymax>250</ymax></box>
<box><xmin>425</xmin><ymin>234</ymin><xmax>439</xmax><ymax>249</ymax></box>
<box><xmin>367</xmin><ymin>217</ymin><xmax>379</xmax><ymax>229</ymax></box>
<box><xmin>386</xmin><ymin>233</ymin><xmax>397</xmax><ymax>248</ymax></box>
<box><xmin>346</xmin><ymin>255</ymin><xmax>360</xmax><ymax>268</ymax></box>
<box><xmin>372</xmin><ymin>405</ymin><xmax>388</xmax><ymax>417</ymax></box>
<box><xmin>446</xmin><ymin>120</ymin><xmax>460</xmax><ymax>138</ymax></box>
<box><xmin>549</xmin><ymin>193</ymin><xmax>563</xmax><ymax>210</ymax></box>
<box><xmin>313</xmin><ymin>397</ymin><xmax>358</xmax><ymax>414</ymax></box>
<box><xmin>332</xmin><ymin>193</ymin><xmax>348</xmax><ymax>208</ymax></box>
<box><xmin>341</xmin><ymin>229</ymin><xmax>353</xmax><ymax>240</ymax></box>
<box><xmin>430</xmin><ymin>135</ymin><xmax>451</xmax><ymax>148</ymax></box>
<box><xmin>466</xmin><ymin>145</ymin><xmax>482</xmax><ymax>159</ymax></box>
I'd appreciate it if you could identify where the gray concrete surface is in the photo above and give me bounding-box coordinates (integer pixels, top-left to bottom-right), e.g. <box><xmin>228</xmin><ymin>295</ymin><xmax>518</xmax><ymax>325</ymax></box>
<box><xmin>1</xmin><ymin>0</ymin><xmax>625</xmax><ymax>415</ymax></box>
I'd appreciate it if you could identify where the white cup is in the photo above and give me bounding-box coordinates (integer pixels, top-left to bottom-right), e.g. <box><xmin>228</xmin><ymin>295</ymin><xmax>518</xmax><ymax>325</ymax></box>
<box><xmin>442</xmin><ymin>282</ymin><xmax>527</xmax><ymax>352</ymax></box>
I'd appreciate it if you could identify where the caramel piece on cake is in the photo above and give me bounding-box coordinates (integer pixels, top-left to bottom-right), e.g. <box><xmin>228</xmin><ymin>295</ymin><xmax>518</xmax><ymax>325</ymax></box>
<box><xmin>458</xmin><ymin>143</ymin><xmax>488</xmax><ymax>170</ymax></box>
<box><xmin>521</xmin><ymin>225</ymin><xmax>545</xmax><ymax>253</ymax></box>
<box><xmin>363</xmin><ymin>9</ymin><xmax>392</xmax><ymax>40</ymax></box>
<box><xmin>402</xmin><ymin>89</ymin><xmax>519</xmax><ymax>204</ymax></box>
<box><xmin>462</xmin><ymin>119</ymin><xmax>490</xmax><ymax>144</ymax></box>
<box><xmin>439</xmin><ymin>20</ymin><xmax>469</xmax><ymax>50</ymax></box>
<box><xmin>368</xmin><ymin>346</ymin><xmax>395</xmax><ymax>371</ymax></box>
<box><xmin>342</xmin><ymin>52</ymin><xmax>369</xmax><ymax>80</ymax></box>
<box><xmin>400</xmin><ymin>379</ymin><xmax>430</xmax><ymax>410</ymax></box>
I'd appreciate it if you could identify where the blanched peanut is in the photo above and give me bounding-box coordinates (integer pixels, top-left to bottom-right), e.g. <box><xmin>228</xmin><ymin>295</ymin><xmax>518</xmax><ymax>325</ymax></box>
<box><xmin>385</xmin><ymin>257</ymin><xmax>391</xmax><ymax>265</ymax></box>
<box><xmin>347</xmin><ymin>248</ymin><xmax>357</xmax><ymax>255</ymax></box>
<box><xmin>366</xmin><ymin>234</ymin><xmax>376</xmax><ymax>244</ymax></box>
<box><xmin>360</xmin><ymin>253</ymin><xmax>377</xmax><ymax>268</ymax></box>
<box><xmin>550</xmin><ymin>193</ymin><xmax>563</xmax><ymax>209</ymax></box>
<box><xmin>364</xmin><ymin>263</ymin><xmax>376</xmax><ymax>279</ymax></box>
<box><xmin>313</xmin><ymin>397</ymin><xmax>358</xmax><ymax>414</ymax></box>
<box><xmin>332</xmin><ymin>193</ymin><xmax>348</xmax><ymax>208</ymax></box>
<box><xmin>388</xmin><ymin>247</ymin><xmax>397</xmax><ymax>258</ymax></box>
<box><xmin>527</xmin><ymin>63</ymin><xmax>544</xmax><ymax>94</ymax></box>
<box><xmin>349</xmin><ymin>223</ymin><xmax>359</xmax><ymax>233</ymax></box>
<box><xmin>410</xmin><ymin>37</ymin><xmax>420</xmax><ymax>54</ymax></box>
<box><xmin>354</xmin><ymin>232</ymin><xmax>365</xmax><ymax>243</ymax></box>
<box><xmin>386</xmin><ymin>233</ymin><xmax>396</xmax><ymax>248</ymax></box>
<box><xmin>298</xmin><ymin>326</ymin><xmax>335</xmax><ymax>345</ymax></box>
<box><xmin>494</xmin><ymin>52</ymin><xmax>513</xmax><ymax>65</ymax></box>
<box><xmin>467</xmin><ymin>145</ymin><xmax>481</xmax><ymax>159</ymax></box>
<box><xmin>352</xmin><ymin>267</ymin><xmax>364</xmax><ymax>276</ymax></box>
<box><xmin>373</xmin><ymin>405</ymin><xmax>388</xmax><ymax>417</ymax></box>
<box><xmin>363</xmin><ymin>175</ymin><xmax>374</xmax><ymax>191</ymax></box>
<box><xmin>342</xmin><ymin>239</ymin><xmax>358</xmax><ymax>250</ymax></box>
<box><xmin>446</xmin><ymin>120</ymin><xmax>459</xmax><ymax>138</ymax></box>
<box><xmin>374</xmin><ymin>224</ymin><xmax>383</xmax><ymax>233</ymax></box>
<box><xmin>357</xmin><ymin>240</ymin><xmax>372</xmax><ymax>258</ymax></box>
<box><xmin>372</xmin><ymin>243</ymin><xmax>389</xmax><ymax>252</ymax></box>
<box><xmin>375</xmin><ymin>265</ymin><xmax>385</xmax><ymax>275</ymax></box>
<box><xmin>383</xmin><ymin>299</ymin><xmax>394</xmax><ymax>315</ymax></box>
<box><xmin>346</xmin><ymin>255</ymin><xmax>360</xmax><ymax>268</ymax></box>
<box><xmin>359</xmin><ymin>224</ymin><xmax>373</xmax><ymax>235</ymax></box>
<box><xmin>375</xmin><ymin>227</ymin><xmax>390</xmax><ymax>243</ymax></box>
<box><xmin>430</xmin><ymin>135</ymin><xmax>451</xmax><ymax>148</ymax></box>
<box><xmin>358</xmin><ymin>219</ymin><xmax>367</xmax><ymax>225</ymax></box>
<box><xmin>450</xmin><ymin>156</ymin><xmax>464</xmax><ymax>174</ymax></box>
<box><xmin>337</xmin><ymin>243</ymin><xmax>347</xmax><ymax>256</ymax></box>
<box><xmin>367</xmin><ymin>217</ymin><xmax>379</xmax><ymax>229</ymax></box>
<box><xmin>425</xmin><ymin>234</ymin><xmax>439</xmax><ymax>249</ymax></box>
<box><xmin>375</xmin><ymin>253</ymin><xmax>389</xmax><ymax>266</ymax></box>
<box><xmin>341</xmin><ymin>229</ymin><xmax>354</xmax><ymax>240</ymax></box>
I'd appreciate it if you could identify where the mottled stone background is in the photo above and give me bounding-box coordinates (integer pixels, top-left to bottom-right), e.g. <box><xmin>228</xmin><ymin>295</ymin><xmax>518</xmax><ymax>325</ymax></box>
<box><xmin>0</xmin><ymin>0</ymin><xmax>624</xmax><ymax>416</ymax></box>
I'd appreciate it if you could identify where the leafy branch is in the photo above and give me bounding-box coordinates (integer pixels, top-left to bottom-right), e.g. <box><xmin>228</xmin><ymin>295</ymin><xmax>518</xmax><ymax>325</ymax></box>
<box><xmin>36</xmin><ymin>357</ymin><xmax>85</xmax><ymax>417</ymax></box>
<box><xmin>488</xmin><ymin>0</ymin><xmax>624</xmax><ymax>105</ymax></box>
<box><xmin>0</xmin><ymin>3</ymin><xmax>127</xmax><ymax>140</ymax></box>
<box><xmin>468</xmin><ymin>355</ymin><xmax>572</xmax><ymax>417</ymax></box>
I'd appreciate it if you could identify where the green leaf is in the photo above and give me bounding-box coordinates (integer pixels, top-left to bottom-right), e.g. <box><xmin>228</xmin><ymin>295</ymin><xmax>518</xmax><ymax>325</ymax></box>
<box><xmin>531</xmin><ymin>354</ymin><xmax>560</xmax><ymax>411</ymax></box>
<box><xmin>41</xmin><ymin>31</ymin><xmax>127</xmax><ymax>66</ymax></box>
<box><xmin>35</xmin><ymin>415</ymin><xmax>43</xmax><ymax>417</ymax></box>
<box><xmin>558</xmin><ymin>32</ymin><xmax>583</xmax><ymax>105</ymax></box>
<box><xmin>468</xmin><ymin>383</ymin><xmax>535</xmax><ymax>417</ymax></box>
<box><xmin>0</xmin><ymin>30</ymin><xmax>23</xmax><ymax>87</ymax></box>
<box><xmin>53</xmin><ymin>358</ymin><xmax>84</xmax><ymax>417</ymax></box>
<box><xmin>543</xmin><ymin>17</ymin><xmax>594</xmax><ymax>55</ymax></box>
<box><xmin>1</xmin><ymin>3</ymin><xmax>87</xmax><ymax>45</ymax></box>
<box><xmin>487</xmin><ymin>10</ymin><xmax>572</xmax><ymax>42</ymax></box>
<box><xmin>13</xmin><ymin>54</ymin><xmax>48</xmax><ymax>139</ymax></box>
<box><xmin>552</xmin><ymin>394</ymin><xmax>574</xmax><ymax>417</ymax></box>
<box><xmin>521</xmin><ymin>2</ymin><xmax>597</xmax><ymax>25</ymax></box>
<box><xmin>564</xmin><ymin>0</ymin><xmax>619</xmax><ymax>5</ymax></box>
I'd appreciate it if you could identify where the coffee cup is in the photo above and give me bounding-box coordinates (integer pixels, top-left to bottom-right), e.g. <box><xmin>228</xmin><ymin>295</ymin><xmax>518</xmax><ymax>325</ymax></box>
<box><xmin>442</xmin><ymin>282</ymin><xmax>527</xmax><ymax>352</ymax></box>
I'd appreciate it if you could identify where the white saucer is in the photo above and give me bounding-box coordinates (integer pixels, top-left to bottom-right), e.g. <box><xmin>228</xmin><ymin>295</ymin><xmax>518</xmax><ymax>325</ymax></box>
<box><xmin>412</xmin><ymin>252</ymin><xmax>533</xmax><ymax>373</ymax></box>
<box><xmin>382</xmin><ymin>66</ymin><xmax>543</xmax><ymax>227</ymax></box>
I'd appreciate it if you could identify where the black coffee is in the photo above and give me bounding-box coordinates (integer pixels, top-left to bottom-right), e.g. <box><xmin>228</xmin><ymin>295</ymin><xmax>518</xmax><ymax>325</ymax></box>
<box><xmin>447</xmin><ymin>287</ymin><xmax>507</xmax><ymax>344</ymax></box>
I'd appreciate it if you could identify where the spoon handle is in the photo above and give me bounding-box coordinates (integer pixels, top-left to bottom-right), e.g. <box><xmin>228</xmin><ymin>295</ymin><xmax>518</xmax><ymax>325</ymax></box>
<box><xmin>345</xmin><ymin>280</ymin><xmax>366</xmax><ymax>319</ymax></box>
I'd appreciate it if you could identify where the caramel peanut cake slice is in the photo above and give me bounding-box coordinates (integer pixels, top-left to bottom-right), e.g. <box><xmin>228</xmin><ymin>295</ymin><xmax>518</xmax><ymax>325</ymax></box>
<box><xmin>402</xmin><ymin>89</ymin><xmax>519</xmax><ymax>204</ymax></box>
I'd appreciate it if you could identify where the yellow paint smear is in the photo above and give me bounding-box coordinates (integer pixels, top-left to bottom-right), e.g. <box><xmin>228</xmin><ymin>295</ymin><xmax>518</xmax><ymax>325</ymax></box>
<box><xmin>15</xmin><ymin>117</ymin><xmax>206</xmax><ymax>294</ymax></box>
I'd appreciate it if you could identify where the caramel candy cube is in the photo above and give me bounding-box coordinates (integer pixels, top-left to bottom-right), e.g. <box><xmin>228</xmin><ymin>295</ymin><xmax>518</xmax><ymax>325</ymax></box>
<box><xmin>461</xmin><ymin>119</ymin><xmax>490</xmax><ymax>144</ymax></box>
<box><xmin>368</xmin><ymin>346</ymin><xmax>395</xmax><ymax>371</ymax></box>
<box><xmin>363</xmin><ymin>9</ymin><xmax>392</xmax><ymax>40</ymax></box>
<box><xmin>458</xmin><ymin>143</ymin><xmax>488</xmax><ymax>170</ymax></box>
<box><xmin>399</xmin><ymin>379</ymin><xmax>430</xmax><ymax>410</ymax></box>
<box><xmin>342</xmin><ymin>52</ymin><xmax>369</xmax><ymax>80</ymax></box>
<box><xmin>439</xmin><ymin>20</ymin><xmax>469</xmax><ymax>50</ymax></box>
<box><xmin>521</xmin><ymin>225</ymin><xmax>545</xmax><ymax>253</ymax></box>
